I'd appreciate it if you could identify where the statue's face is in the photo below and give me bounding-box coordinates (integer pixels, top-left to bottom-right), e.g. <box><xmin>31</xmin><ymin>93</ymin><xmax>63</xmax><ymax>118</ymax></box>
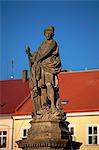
<box><xmin>45</xmin><ymin>30</ymin><xmax>53</xmax><ymax>40</ymax></box>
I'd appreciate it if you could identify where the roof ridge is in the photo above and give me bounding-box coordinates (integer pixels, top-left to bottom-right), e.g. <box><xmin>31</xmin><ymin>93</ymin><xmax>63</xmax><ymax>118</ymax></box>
<box><xmin>15</xmin><ymin>93</ymin><xmax>31</xmax><ymax>112</ymax></box>
<box><xmin>0</xmin><ymin>79</ymin><xmax>22</xmax><ymax>82</ymax></box>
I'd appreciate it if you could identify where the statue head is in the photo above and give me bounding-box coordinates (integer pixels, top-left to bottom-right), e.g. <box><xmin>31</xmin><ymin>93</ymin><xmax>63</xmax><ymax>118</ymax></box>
<box><xmin>44</xmin><ymin>26</ymin><xmax>55</xmax><ymax>40</ymax></box>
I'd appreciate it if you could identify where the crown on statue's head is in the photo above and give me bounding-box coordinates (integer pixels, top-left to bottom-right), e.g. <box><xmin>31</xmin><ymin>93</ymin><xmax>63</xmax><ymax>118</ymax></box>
<box><xmin>44</xmin><ymin>26</ymin><xmax>55</xmax><ymax>33</ymax></box>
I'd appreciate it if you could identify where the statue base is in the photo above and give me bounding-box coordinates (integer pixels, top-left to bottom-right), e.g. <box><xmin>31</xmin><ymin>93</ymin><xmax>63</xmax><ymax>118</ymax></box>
<box><xmin>16</xmin><ymin>108</ymin><xmax>82</xmax><ymax>150</ymax></box>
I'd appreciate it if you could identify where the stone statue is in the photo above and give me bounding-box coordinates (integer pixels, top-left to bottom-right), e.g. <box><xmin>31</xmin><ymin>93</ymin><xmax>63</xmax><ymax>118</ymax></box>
<box><xmin>17</xmin><ymin>26</ymin><xmax>82</xmax><ymax>150</ymax></box>
<box><xmin>26</xmin><ymin>26</ymin><xmax>61</xmax><ymax>114</ymax></box>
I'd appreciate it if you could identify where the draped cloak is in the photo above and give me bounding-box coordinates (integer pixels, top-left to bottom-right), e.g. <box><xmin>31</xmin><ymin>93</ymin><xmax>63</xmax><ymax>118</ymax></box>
<box><xmin>30</xmin><ymin>39</ymin><xmax>61</xmax><ymax>89</ymax></box>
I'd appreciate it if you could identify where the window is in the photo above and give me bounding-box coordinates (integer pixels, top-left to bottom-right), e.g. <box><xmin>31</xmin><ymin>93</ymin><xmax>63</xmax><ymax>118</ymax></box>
<box><xmin>21</xmin><ymin>127</ymin><xmax>30</xmax><ymax>139</ymax></box>
<box><xmin>68</xmin><ymin>125</ymin><xmax>76</xmax><ymax>141</ymax></box>
<box><xmin>0</xmin><ymin>131</ymin><xmax>7</xmax><ymax>148</ymax></box>
<box><xmin>87</xmin><ymin>125</ymin><xmax>99</xmax><ymax>145</ymax></box>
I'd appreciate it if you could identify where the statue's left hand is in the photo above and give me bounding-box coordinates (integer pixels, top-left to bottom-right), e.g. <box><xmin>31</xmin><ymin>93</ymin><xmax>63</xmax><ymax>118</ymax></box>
<box><xmin>26</xmin><ymin>46</ymin><xmax>30</xmax><ymax>54</ymax></box>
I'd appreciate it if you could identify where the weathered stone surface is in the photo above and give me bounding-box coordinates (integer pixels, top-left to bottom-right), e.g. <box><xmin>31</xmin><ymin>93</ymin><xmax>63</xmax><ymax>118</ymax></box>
<box><xmin>17</xmin><ymin>108</ymin><xmax>69</xmax><ymax>150</ymax></box>
<box><xmin>16</xmin><ymin>103</ymin><xmax>82</xmax><ymax>150</ymax></box>
<box><xmin>17</xmin><ymin>26</ymin><xmax>82</xmax><ymax>150</ymax></box>
<box><xmin>26</xmin><ymin>26</ymin><xmax>61</xmax><ymax>114</ymax></box>
<box><xmin>17</xmin><ymin>139</ymin><xmax>68</xmax><ymax>150</ymax></box>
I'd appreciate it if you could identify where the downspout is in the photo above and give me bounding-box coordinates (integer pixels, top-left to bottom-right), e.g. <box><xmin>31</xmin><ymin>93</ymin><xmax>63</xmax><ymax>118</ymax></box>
<box><xmin>11</xmin><ymin>115</ymin><xmax>14</xmax><ymax>150</ymax></box>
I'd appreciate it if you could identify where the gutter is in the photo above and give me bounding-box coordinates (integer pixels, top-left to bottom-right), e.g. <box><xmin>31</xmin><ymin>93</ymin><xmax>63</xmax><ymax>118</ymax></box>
<box><xmin>12</xmin><ymin>116</ymin><xmax>14</xmax><ymax>150</ymax></box>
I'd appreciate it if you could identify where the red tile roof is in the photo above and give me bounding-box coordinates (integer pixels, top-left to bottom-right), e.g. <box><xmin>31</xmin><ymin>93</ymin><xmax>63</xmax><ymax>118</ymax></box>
<box><xmin>14</xmin><ymin>93</ymin><xmax>33</xmax><ymax>115</ymax></box>
<box><xmin>0</xmin><ymin>70</ymin><xmax>99</xmax><ymax>115</ymax></box>
<box><xmin>0</xmin><ymin>79</ymin><xmax>30</xmax><ymax>114</ymax></box>
<box><xmin>58</xmin><ymin>70</ymin><xmax>99</xmax><ymax>112</ymax></box>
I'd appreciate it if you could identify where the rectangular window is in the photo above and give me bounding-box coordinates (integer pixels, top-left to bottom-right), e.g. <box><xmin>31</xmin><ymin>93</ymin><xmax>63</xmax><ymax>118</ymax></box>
<box><xmin>21</xmin><ymin>127</ymin><xmax>30</xmax><ymax>139</ymax></box>
<box><xmin>0</xmin><ymin>131</ymin><xmax>7</xmax><ymax>148</ymax></box>
<box><xmin>87</xmin><ymin>125</ymin><xmax>99</xmax><ymax>145</ymax></box>
<box><xmin>68</xmin><ymin>125</ymin><xmax>76</xmax><ymax>141</ymax></box>
<box><xmin>23</xmin><ymin>129</ymin><xmax>27</xmax><ymax>137</ymax></box>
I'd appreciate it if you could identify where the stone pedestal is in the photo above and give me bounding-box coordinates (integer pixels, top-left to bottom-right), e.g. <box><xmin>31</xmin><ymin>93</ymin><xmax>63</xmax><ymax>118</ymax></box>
<box><xmin>17</xmin><ymin>108</ymin><xmax>82</xmax><ymax>150</ymax></box>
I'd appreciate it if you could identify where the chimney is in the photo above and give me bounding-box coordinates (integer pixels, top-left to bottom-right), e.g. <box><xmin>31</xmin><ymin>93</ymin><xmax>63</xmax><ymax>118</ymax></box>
<box><xmin>22</xmin><ymin>70</ymin><xmax>28</xmax><ymax>83</ymax></box>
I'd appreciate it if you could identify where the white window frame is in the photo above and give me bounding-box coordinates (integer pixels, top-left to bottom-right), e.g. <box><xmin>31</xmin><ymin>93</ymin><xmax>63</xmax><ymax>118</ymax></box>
<box><xmin>68</xmin><ymin>124</ymin><xmax>76</xmax><ymax>141</ymax></box>
<box><xmin>0</xmin><ymin>130</ymin><xmax>7</xmax><ymax>148</ymax></box>
<box><xmin>86</xmin><ymin>124</ymin><xmax>99</xmax><ymax>145</ymax></box>
<box><xmin>20</xmin><ymin>126</ymin><xmax>30</xmax><ymax>139</ymax></box>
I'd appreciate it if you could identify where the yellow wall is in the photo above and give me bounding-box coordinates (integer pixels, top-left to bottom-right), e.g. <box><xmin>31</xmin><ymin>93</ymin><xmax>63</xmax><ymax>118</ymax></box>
<box><xmin>13</xmin><ymin>115</ymin><xmax>99</xmax><ymax>150</ymax></box>
<box><xmin>13</xmin><ymin>117</ymin><xmax>32</xmax><ymax>150</ymax></box>
<box><xmin>67</xmin><ymin>115</ymin><xmax>99</xmax><ymax>150</ymax></box>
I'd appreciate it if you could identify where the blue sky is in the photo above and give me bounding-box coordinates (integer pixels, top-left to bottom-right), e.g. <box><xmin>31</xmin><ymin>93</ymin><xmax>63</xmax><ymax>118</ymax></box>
<box><xmin>0</xmin><ymin>0</ymin><xmax>99</xmax><ymax>80</ymax></box>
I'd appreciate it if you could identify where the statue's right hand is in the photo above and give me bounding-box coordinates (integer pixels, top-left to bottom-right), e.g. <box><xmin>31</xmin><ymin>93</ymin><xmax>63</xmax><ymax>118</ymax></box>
<box><xmin>26</xmin><ymin>46</ymin><xmax>30</xmax><ymax>54</ymax></box>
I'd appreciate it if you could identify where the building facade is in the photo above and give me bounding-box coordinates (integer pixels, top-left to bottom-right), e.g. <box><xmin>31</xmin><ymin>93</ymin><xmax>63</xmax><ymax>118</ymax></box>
<box><xmin>0</xmin><ymin>70</ymin><xmax>99</xmax><ymax>150</ymax></box>
<box><xmin>67</xmin><ymin>112</ymin><xmax>99</xmax><ymax>150</ymax></box>
<box><xmin>0</xmin><ymin>115</ymin><xmax>13</xmax><ymax>150</ymax></box>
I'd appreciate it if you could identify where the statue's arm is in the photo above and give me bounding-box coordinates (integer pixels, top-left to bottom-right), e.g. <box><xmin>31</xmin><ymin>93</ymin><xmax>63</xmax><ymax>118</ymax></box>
<box><xmin>26</xmin><ymin>47</ymin><xmax>34</xmax><ymax>68</ymax></box>
<box><xmin>37</xmin><ymin>41</ymin><xmax>56</xmax><ymax>62</ymax></box>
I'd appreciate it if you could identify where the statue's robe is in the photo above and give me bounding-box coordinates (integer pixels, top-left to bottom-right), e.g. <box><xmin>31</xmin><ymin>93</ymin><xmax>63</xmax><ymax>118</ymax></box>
<box><xmin>29</xmin><ymin>39</ymin><xmax>61</xmax><ymax>111</ymax></box>
<box><xmin>31</xmin><ymin>39</ymin><xmax>61</xmax><ymax>88</ymax></box>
